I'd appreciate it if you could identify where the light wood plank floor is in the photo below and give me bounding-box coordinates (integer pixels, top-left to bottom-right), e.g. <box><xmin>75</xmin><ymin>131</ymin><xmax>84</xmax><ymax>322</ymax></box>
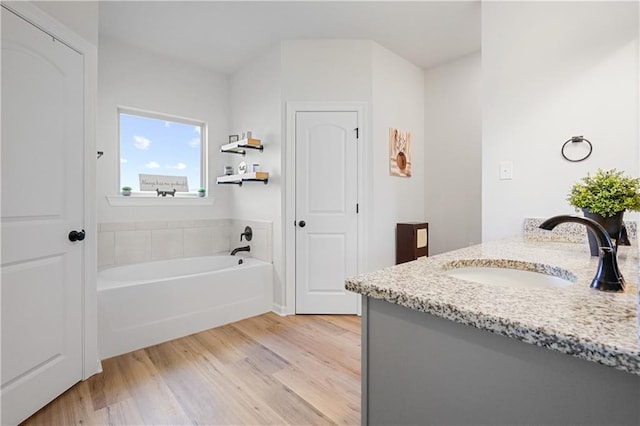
<box><xmin>22</xmin><ymin>313</ymin><xmax>361</xmax><ymax>426</ymax></box>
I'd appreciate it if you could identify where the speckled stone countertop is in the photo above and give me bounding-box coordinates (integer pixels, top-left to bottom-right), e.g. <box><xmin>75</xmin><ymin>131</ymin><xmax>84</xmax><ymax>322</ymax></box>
<box><xmin>345</xmin><ymin>237</ymin><xmax>639</xmax><ymax>375</ymax></box>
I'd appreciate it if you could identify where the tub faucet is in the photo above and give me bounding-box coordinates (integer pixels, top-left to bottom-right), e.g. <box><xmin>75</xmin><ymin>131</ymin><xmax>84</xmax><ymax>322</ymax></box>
<box><xmin>230</xmin><ymin>245</ymin><xmax>250</xmax><ymax>256</ymax></box>
<box><xmin>539</xmin><ymin>215</ymin><xmax>625</xmax><ymax>292</ymax></box>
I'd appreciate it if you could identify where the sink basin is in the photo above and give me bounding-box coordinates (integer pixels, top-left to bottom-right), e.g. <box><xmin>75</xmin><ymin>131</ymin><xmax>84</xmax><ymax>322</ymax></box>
<box><xmin>444</xmin><ymin>265</ymin><xmax>575</xmax><ymax>289</ymax></box>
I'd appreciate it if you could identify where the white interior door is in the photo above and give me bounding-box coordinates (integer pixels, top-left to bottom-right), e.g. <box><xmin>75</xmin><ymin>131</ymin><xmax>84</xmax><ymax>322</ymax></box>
<box><xmin>1</xmin><ymin>8</ymin><xmax>85</xmax><ymax>425</ymax></box>
<box><xmin>295</xmin><ymin>111</ymin><xmax>359</xmax><ymax>314</ymax></box>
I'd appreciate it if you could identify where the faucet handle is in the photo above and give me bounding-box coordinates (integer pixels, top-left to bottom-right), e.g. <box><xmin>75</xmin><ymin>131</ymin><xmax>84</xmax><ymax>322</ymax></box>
<box><xmin>592</xmin><ymin>247</ymin><xmax>625</xmax><ymax>292</ymax></box>
<box><xmin>240</xmin><ymin>226</ymin><xmax>253</xmax><ymax>242</ymax></box>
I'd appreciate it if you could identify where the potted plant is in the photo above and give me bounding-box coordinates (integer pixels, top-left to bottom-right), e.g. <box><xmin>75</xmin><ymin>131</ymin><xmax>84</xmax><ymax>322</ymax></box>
<box><xmin>567</xmin><ymin>168</ymin><xmax>640</xmax><ymax>255</ymax></box>
<box><xmin>197</xmin><ymin>188</ymin><xmax>206</xmax><ymax>197</ymax></box>
<box><xmin>122</xmin><ymin>186</ymin><xmax>132</xmax><ymax>196</ymax></box>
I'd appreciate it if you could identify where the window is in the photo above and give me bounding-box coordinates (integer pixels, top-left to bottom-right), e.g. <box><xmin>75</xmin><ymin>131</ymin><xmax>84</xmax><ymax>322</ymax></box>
<box><xmin>118</xmin><ymin>108</ymin><xmax>206</xmax><ymax>194</ymax></box>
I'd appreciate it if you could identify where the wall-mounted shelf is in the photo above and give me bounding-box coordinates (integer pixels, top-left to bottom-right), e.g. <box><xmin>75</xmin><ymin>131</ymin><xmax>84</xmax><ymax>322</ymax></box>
<box><xmin>217</xmin><ymin>171</ymin><xmax>269</xmax><ymax>186</ymax></box>
<box><xmin>220</xmin><ymin>138</ymin><xmax>263</xmax><ymax>155</ymax></box>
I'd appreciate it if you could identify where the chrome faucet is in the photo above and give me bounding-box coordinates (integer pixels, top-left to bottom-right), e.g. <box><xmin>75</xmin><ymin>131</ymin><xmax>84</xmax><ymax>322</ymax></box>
<box><xmin>539</xmin><ymin>215</ymin><xmax>625</xmax><ymax>292</ymax></box>
<box><xmin>230</xmin><ymin>245</ymin><xmax>250</xmax><ymax>256</ymax></box>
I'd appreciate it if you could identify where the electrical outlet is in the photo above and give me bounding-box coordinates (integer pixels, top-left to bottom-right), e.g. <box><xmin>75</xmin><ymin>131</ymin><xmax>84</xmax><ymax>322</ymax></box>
<box><xmin>499</xmin><ymin>161</ymin><xmax>513</xmax><ymax>180</ymax></box>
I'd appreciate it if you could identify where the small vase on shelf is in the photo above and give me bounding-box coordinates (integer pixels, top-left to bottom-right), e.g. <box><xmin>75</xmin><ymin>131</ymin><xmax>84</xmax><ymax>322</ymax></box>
<box><xmin>582</xmin><ymin>209</ymin><xmax>627</xmax><ymax>256</ymax></box>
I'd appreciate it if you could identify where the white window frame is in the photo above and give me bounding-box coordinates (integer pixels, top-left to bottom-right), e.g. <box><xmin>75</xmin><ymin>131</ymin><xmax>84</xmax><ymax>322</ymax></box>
<box><xmin>116</xmin><ymin>106</ymin><xmax>208</xmax><ymax>198</ymax></box>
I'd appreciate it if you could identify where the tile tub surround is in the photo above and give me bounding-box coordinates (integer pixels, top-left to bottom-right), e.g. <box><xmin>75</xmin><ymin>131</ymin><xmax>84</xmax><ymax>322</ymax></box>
<box><xmin>345</xmin><ymin>237</ymin><xmax>640</xmax><ymax>375</ymax></box>
<box><xmin>98</xmin><ymin>219</ymin><xmax>273</xmax><ymax>267</ymax></box>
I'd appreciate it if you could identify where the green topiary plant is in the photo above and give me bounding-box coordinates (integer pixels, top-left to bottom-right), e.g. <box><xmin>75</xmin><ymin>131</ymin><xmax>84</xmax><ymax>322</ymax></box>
<box><xmin>567</xmin><ymin>168</ymin><xmax>640</xmax><ymax>217</ymax></box>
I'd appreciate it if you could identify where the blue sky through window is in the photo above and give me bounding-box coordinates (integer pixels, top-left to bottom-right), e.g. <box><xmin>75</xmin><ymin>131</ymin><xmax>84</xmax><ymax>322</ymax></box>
<box><xmin>120</xmin><ymin>112</ymin><xmax>203</xmax><ymax>192</ymax></box>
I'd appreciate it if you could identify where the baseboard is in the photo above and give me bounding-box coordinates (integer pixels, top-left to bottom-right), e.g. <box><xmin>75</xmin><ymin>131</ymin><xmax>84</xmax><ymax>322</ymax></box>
<box><xmin>272</xmin><ymin>302</ymin><xmax>289</xmax><ymax>316</ymax></box>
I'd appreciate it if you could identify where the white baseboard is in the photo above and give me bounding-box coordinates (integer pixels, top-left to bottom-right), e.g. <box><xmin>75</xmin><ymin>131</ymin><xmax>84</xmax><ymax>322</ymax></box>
<box><xmin>272</xmin><ymin>303</ymin><xmax>289</xmax><ymax>316</ymax></box>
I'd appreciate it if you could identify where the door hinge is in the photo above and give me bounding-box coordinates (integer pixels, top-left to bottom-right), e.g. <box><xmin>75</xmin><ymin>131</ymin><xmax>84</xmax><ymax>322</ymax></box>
<box><xmin>354</xmin><ymin>127</ymin><xmax>359</xmax><ymax>139</ymax></box>
<box><xmin>356</xmin><ymin>204</ymin><xmax>359</xmax><ymax>213</ymax></box>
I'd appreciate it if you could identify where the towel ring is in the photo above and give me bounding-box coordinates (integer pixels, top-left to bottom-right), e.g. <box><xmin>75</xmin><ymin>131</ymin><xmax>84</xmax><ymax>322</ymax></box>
<box><xmin>561</xmin><ymin>136</ymin><xmax>592</xmax><ymax>162</ymax></box>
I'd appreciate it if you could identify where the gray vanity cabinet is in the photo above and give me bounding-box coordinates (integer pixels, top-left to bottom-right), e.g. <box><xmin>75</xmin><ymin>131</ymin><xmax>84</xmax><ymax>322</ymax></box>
<box><xmin>361</xmin><ymin>297</ymin><xmax>640</xmax><ymax>425</ymax></box>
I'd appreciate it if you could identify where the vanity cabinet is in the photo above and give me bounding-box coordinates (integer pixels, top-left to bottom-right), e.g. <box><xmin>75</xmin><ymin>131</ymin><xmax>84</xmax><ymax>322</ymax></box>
<box><xmin>349</xmin><ymin>235</ymin><xmax>639</xmax><ymax>425</ymax></box>
<box><xmin>362</xmin><ymin>296</ymin><xmax>639</xmax><ymax>425</ymax></box>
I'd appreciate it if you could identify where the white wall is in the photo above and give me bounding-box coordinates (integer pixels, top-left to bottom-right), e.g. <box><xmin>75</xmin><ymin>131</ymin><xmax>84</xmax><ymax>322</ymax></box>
<box><xmin>33</xmin><ymin>1</ymin><xmax>99</xmax><ymax>46</ymax></box>
<box><xmin>97</xmin><ymin>37</ymin><xmax>231</xmax><ymax>223</ymax></box>
<box><xmin>370</xmin><ymin>44</ymin><xmax>426</xmax><ymax>271</ymax></box>
<box><xmin>234</xmin><ymin>39</ymin><xmax>426</xmax><ymax>311</ymax></box>
<box><xmin>229</xmin><ymin>46</ymin><xmax>284</xmax><ymax>307</ymax></box>
<box><xmin>96</xmin><ymin>37</ymin><xmax>427</xmax><ymax>313</ymax></box>
<box><xmin>482</xmin><ymin>1</ymin><xmax>639</xmax><ymax>241</ymax></box>
<box><xmin>281</xmin><ymin>40</ymin><xmax>373</xmax><ymax>102</ymax></box>
<box><xmin>279</xmin><ymin>40</ymin><xmax>373</xmax><ymax>311</ymax></box>
<box><xmin>424</xmin><ymin>52</ymin><xmax>482</xmax><ymax>255</ymax></box>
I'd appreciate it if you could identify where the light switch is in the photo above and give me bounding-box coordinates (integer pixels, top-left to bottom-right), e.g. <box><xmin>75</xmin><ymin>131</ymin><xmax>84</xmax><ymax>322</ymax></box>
<box><xmin>499</xmin><ymin>161</ymin><xmax>513</xmax><ymax>180</ymax></box>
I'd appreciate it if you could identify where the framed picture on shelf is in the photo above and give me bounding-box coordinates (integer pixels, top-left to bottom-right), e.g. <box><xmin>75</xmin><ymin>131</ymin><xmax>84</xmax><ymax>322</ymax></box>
<box><xmin>229</xmin><ymin>135</ymin><xmax>239</xmax><ymax>143</ymax></box>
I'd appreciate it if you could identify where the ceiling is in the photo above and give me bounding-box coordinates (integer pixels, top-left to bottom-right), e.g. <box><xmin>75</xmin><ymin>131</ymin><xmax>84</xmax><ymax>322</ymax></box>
<box><xmin>99</xmin><ymin>1</ymin><xmax>481</xmax><ymax>74</ymax></box>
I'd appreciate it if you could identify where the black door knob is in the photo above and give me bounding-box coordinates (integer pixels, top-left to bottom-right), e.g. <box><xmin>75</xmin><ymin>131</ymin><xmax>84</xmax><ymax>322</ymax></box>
<box><xmin>298</xmin><ymin>220</ymin><xmax>306</xmax><ymax>228</ymax></box>
<box><xmin>68</xmin><ymin>229</ymin><xmax>85</xmax><ymax>242</ymax></box>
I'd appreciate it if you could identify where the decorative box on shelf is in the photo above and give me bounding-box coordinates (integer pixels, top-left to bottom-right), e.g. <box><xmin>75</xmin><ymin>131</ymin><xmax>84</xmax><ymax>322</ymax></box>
<box><xmin>216</xmin><ymin>171</ymin><xmax>269</xmax><ymax>186</ymax></box>
<box><xmin>220</xmin><ymin>138</ymin><xmax>263</xmax><ymax>155</ymax></box>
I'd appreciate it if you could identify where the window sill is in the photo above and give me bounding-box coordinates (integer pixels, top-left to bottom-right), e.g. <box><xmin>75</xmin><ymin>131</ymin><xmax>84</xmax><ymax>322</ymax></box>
<box><xmin>106</xmin><ymin>195</ymin><xmax>215</xmax><ymax>207</ymax></box>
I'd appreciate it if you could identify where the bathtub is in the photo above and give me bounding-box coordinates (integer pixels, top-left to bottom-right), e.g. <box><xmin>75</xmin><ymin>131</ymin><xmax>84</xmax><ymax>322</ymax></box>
<box><xmin>97</xmin><ymin>255</ymin><xmax>273</xmax><ymax>359</ymax></box>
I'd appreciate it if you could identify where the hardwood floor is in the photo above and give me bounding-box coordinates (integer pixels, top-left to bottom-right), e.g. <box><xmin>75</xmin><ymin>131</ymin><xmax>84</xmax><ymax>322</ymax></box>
<box><xmin>22</xmin><ymin>313</ymin><xmax>361</xmax><ymax>426</ymax></box>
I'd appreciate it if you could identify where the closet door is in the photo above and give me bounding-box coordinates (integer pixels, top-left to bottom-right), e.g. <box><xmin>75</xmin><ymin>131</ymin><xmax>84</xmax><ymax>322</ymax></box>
<box><xmin>295</xmin><ymin>110</ymin><xmax>359</xmax><ymax>314</ymax></box>
<box><xmin>1</xmin><ymin>7</ymin><xmax>85</xmax><ymax>425</ymax></box>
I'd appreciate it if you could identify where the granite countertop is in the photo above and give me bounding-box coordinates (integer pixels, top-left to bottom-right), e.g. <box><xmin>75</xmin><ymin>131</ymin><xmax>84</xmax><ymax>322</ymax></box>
<box><xmin>345</xmin><ymin>237</ymin><xmax>639</xmax><ymax>375</ymax></box>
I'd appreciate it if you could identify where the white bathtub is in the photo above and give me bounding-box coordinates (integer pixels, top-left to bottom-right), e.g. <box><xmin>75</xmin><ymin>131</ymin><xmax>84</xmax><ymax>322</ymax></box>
<box><xmin>97</xmin><ymin>255</ymin><xmax>273</xmax><ymax>359</ymax></box>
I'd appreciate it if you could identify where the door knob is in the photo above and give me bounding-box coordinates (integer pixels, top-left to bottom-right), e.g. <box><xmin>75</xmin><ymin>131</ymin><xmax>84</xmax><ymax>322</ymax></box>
<box><xmin>68</xmin><ymin>229</ymin><xmax>85</xmax><ymax>242</ymax></box>
<box><xmin>298</xmin><ymin>220</ymin><xmax>306</xmax><ymax>228</ymax></box>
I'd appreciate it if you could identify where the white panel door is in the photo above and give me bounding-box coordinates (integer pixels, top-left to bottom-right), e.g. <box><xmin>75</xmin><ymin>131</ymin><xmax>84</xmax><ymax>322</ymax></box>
<box><xmin>295</xmin><ymin>111</ymin><xmax>359</xmax><ymax>314</ymax></box>
<box><xmin>1</xmin><ymin>8</ymin><xmax>84</xmax><ymax>425</ymax></box>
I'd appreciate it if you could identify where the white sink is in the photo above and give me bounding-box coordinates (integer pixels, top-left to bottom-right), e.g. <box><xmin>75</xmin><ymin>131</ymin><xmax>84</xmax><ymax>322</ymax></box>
<box><xmin>444</xmin><ymin>266</ymin><xmax>575</xmax><ymax>289</ymax></box>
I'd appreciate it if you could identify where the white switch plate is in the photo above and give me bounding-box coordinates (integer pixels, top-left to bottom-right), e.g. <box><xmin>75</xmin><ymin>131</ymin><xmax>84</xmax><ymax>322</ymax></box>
<box><xmin>499</xmin><ymin>161</ymin><xmax>513</xmax><ymax>180</ymax></box>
